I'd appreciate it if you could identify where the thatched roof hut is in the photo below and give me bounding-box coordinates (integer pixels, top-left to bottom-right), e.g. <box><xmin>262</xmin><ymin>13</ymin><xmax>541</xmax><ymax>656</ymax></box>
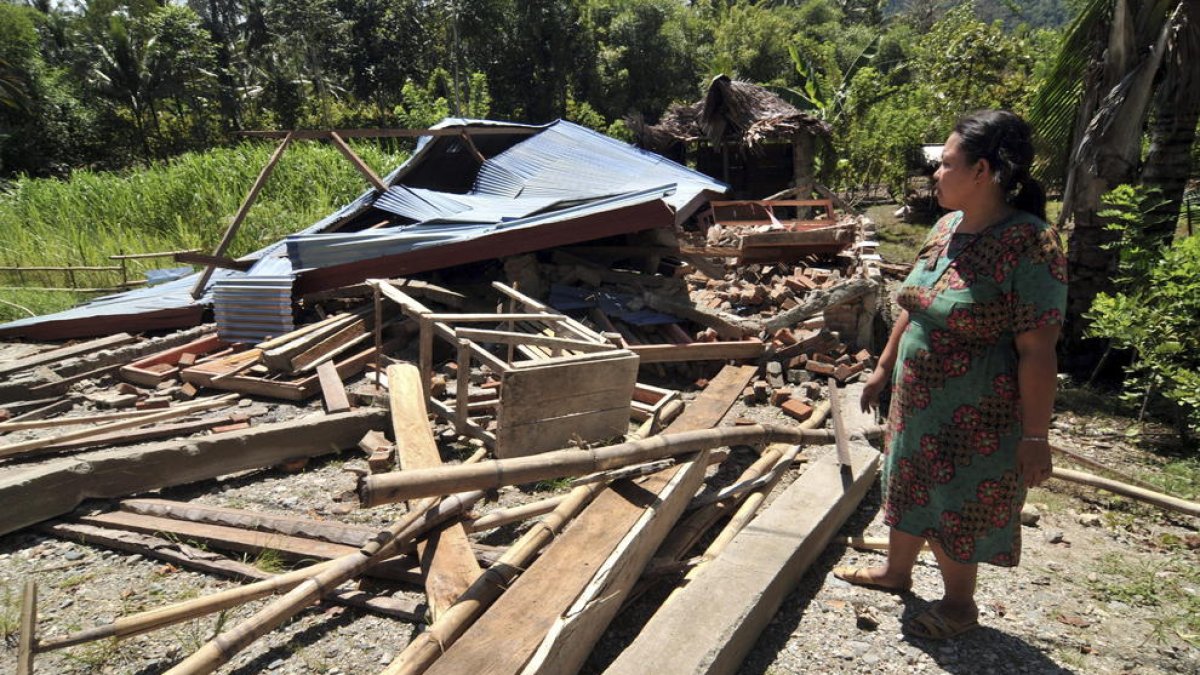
<box><xmin>631</xmin><ymin>75</ymin><xmax>831</xmax><ymax>200</ymax></box>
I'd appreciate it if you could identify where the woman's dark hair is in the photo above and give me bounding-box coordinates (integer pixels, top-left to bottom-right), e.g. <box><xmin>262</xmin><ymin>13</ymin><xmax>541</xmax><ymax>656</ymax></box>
<box><xmin>953</xmin><ymin>109</ymin><xmax>1046</xmax><ymax>221</ymax></box>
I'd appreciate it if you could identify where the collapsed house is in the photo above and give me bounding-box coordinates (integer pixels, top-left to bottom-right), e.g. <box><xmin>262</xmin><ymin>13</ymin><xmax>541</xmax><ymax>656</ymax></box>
<box><xmin>631</xmin><ymin>74</ymin><xmax>832</xmax><ymax>200</ymax></box>
<box><xmin>0</xmin><ymin>118</ymin><xmax>915</xmax><ymax>674</ymax></box>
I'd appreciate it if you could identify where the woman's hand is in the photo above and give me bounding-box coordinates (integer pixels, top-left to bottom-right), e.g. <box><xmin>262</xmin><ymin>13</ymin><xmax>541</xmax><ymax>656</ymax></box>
<box><xmin>860</xmin><ymin>367</ymin><xmax>888</xmax><ymax>413</ymax></box>
<box><xmin>1017</xmin><ymin>438</ymin><xmax>1052</xmax><ymax>487</ymax></box>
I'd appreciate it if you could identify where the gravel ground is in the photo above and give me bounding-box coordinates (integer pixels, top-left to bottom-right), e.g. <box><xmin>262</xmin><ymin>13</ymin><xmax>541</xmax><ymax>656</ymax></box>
<box><xmin>1</xmin><ymin>376</ymin><xmax>1198</xmax><ymax>674</ymax></box>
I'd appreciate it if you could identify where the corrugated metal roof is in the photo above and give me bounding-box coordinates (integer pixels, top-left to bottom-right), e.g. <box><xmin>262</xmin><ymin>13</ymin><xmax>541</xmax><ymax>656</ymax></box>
<box><xmin>0</xmin><ymin>119</ymin><xmax>728</xmax><ymax>340</ymax></box>
<box><xmin>287</xmin><ymin>185</ymin><xmax>676</xmax><ymax>270</ymax></box>
<box><xmin>474</xmin><ymin>122</ymin><xmax>725</xmax><ymax>218</ymax></box>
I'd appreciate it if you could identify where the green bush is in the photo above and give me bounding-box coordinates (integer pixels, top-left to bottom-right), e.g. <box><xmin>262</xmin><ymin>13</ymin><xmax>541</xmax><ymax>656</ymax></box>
<box><xmin>1085</xmin><ymin>185</ymin><xmax>1200</xmax><ymax>440</ymax></box>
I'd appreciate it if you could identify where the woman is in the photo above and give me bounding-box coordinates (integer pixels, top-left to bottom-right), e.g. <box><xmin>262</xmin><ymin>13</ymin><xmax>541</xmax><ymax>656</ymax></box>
<box><xmin>833</xmin><ymin>110</ymin><xmax>1068</xmax><ymax>640</ymax></box>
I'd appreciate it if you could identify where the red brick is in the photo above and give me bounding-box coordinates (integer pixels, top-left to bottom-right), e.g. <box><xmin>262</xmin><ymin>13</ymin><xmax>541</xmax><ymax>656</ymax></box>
<box><xmin>781</xmin><ymin>399</ymin><xmax>814</xmax><ymax>422</ymax></box>
<box><xmin>805</xmin><ymin>360</ymin><xmax>836</xmax><ymax>376</ymax></box>
<box><xmin>212</xmin><ymin>421</ymin><xmax>250</xmax><ymax>434</ymax></box>
<box><xmin>770</xmin><ymin>388</ymin><xmax>792</xmax><ymax>406</ymax></box>
<box><xmin>135</xmin><ymin>397</ymin><xmax>171</xmax><ymax>410</ymax></box>
<box><xmin>773</xmin><ymin>328</ymin><xmax>797</xmax><ymax>346</ymax></box>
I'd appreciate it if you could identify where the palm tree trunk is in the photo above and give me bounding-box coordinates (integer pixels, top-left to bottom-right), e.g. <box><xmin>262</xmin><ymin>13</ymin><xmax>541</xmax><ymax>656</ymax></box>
<box><xmin>1141</xmin><ymin>0</ymin><xmax>1200</xmax><ymax>247</ymax></box>
<box><xmin>1062</xmin><ymin>1</ymin><xmax>1177</xmax><ymax>362</ymax></box>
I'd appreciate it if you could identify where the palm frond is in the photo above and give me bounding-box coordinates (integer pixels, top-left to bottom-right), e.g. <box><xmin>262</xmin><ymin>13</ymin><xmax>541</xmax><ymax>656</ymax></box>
<box><xmin>1027</xmin><ymin>0</ymin><xmax>1115</xmax><ymax>184</ymax></box>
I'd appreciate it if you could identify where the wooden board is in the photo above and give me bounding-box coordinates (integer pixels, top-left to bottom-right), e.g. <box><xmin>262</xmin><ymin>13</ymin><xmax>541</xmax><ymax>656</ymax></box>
<box><xmin>494</xmin><ymin>407</ymin><xmax>631</xmax><ymax>458</ymax></box>
<box><xmin>77</xmin><ymin>510</ymin><xmax>358</xmax><ymax>562</ymax></box>
<box><xmin>427</xmin><ymin>364</ymin><xmax>757</xmax><ymax>675</ymax></box>
<box><xmin>317</xmin><ymin>361</ymin><xmax>352</xmax><ymax>414</ymax></box>
<box><xmin>629</xmin><ymin>340</ymin><xmax>765</xmax><ymax>364</ymax></box>
<box><xmin>120</xmin><ymin>333</ymin><xmax>227</xmax><ymax>387</ymax></box>
<box><xmin>0</xmin><ymin>332</ymin><xmax>136</xmax><ymax>377</ymax></box>
<box><xmin>0</xmin><ymin>408</ymin><xmax>386</xmax><ymax>537</ymax></box>
<box><xmin>40</xmin><ymin>521</ymin><xmax>424</xmax><ymax>620</ymax></box>
<box><xmin>181</xmin><ymin>342</ymin><xmax>393</xmax><ymax>401</ymax></box>
<box><xmin>119</xmin><ymin>498</ymin><xmax>379</xmax><ymax>547</ymax></box>
<box><xmin>493</xmin><ymin>351</ymin><xmax>638</xmax><ymax>458</ymax></box>
<box><xmin>604</xmin><ymin>443</ymin><xmax>881</xmax><ymax>675</ymax></box>
<box><xmin>389</xmin><ymin>364</ymin><xmax>482</xmax><ymax>620</ymax></box>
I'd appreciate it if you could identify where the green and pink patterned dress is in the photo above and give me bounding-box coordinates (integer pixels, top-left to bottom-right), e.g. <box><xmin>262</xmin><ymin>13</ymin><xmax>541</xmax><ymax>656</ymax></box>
<box><xmin>883</xmin><ymin>210</ymin><xmax>1067</xmax><ymax>566</ymax></box>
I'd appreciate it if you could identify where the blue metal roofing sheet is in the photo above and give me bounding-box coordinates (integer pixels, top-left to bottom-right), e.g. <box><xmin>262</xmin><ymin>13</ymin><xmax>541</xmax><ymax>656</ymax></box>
<box><xmin>287</xmin><ymin>185</ymin><xmax>676</xmax><ymax>270</ymax></box>
<box><xmin>0</xmin><ymin>119</ymin><xmax>727</xmax><ymax>340</ymax></box>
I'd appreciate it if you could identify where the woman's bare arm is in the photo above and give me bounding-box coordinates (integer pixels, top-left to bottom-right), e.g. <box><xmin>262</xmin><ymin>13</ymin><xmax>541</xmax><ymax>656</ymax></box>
<box><xmin>860</xmin><ymin>309</ymin><xmax>910</xmax><ymax>412</ymax></box>
<box><xmin>1014</xmin><ymin>323</ymin><xmax>1060</xmax><ymax>487</ymax></box>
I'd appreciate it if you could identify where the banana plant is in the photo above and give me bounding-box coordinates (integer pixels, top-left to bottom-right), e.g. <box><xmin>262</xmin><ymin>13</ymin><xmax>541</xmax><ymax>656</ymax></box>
<box><xmin>766</xmin><ymin>34</ymin><xmax>880</xmax><ymax>127</ymax></box>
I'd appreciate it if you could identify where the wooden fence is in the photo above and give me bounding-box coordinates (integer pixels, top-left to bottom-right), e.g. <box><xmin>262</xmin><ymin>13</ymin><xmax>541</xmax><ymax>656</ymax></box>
<box><xmin>0</xmin><ymin>249</ymin><xmax>201</xmax><ymax>294</ymax></box>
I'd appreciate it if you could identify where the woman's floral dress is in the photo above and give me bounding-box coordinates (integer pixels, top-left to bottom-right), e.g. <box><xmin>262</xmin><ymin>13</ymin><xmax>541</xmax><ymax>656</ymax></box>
<box><xmin>882</xmin><ymin>210</ymin><xmax>1068</xmax><ymax>566</ymax></box>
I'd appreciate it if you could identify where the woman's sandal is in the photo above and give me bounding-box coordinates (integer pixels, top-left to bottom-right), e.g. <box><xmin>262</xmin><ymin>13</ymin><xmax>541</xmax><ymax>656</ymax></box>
<box><xmin>904</xmin><ymin>604</ymin><xmax>979</xmax><ymax>640</ymax></box>
<box><xmin>831</xmin><ymin>566</ymin><xmax>913</xmax><ymax>593</ymax></box>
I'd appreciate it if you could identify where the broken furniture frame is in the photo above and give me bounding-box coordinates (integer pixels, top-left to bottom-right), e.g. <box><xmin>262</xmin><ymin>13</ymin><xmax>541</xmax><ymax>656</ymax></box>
<box><xmin>686</xmin><ymin>198</ymin><xmax>856</xmax><ymax>262</ymax></box>
<box><xmin>370</xmin><ymin>279</ymin><xmax>639</xmax><ymax>458</ymax></box>
<box><xmin>698</xmin><ymin>198</ymin><xmax>836</xmax><ymax>228</ymax></box>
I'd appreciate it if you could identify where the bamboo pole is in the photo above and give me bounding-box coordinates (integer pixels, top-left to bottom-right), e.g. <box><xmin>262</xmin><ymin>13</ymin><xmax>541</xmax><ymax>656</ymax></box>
<box><xmin>464</xmin><ymin>495</ymin><xmax>565</xmax><ymax>533</ymax></box>
<box><xmin>359</xmin><ymin>424</ymin><xmax>870</xmax><ymax>507</ymax></box>
<box><xmin>648</xmin><ymin>401</ymin><xmax>831</xmax><ymax>581</ymax></box>
<box><xmin>1050</xmin><ymin>444</ymin><xmax>1160</xmax><ymax>491</ymax></box>
<box><xmin>164</xmin><ymin>490</ymin><xmax>484</xmax><ymax>675</ymax></box>
<box><xmin>699</xmin><ymin>443</ymin><xmax>805</xmax><ymax>559</ymax></box>
<box><xmin>0</xmin><ymin>394</ymin><xmax>239</xmax><ymax>461</ymax></box>
<box><xmin>380</xmin><ymin>482</ymin><xmax>605</xmax><ymax>675</ymax></box>
<box><xmin>38</xmin><ymin>490</ymin><xmax>479</xmax><ymax>654</ymax></box>
<box><xmin>1050</xmin><ymin>467</ymin><xmax>1200</xmax><ymax>518</ymax></box>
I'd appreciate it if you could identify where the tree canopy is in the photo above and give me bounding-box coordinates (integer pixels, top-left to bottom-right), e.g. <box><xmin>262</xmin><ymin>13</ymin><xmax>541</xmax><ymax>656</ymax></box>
<box><xmin>1</xmin><ymin>0</ymin><xmax>1065</xmax><ymax>185</ymax></box>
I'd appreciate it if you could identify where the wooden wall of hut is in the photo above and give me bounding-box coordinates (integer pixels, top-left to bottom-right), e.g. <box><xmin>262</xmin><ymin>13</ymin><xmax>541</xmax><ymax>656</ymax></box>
<box><xmin>694</xmin><ymin>142</ymin><xmax>794</xmax><ymax>200</ymax></box>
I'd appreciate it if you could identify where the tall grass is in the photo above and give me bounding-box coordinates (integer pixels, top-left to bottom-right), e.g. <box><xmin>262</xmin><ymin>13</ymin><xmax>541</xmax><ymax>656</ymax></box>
<box><xmin>0</xmin><ymin>141</ymin><xmax>408</xmax><ymax>323</ymax></box>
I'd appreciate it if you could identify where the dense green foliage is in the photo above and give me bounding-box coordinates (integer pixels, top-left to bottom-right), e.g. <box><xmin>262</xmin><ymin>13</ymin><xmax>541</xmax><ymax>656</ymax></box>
<box><xmin>1</xmin><ymin>0</ymin><xmax>1062</xmax><ymax>188</ymax></box>
<box><xmin>1085</xmin><ymin>185</ymin><xmax>1200</xmax><ymax>438</ymax></box>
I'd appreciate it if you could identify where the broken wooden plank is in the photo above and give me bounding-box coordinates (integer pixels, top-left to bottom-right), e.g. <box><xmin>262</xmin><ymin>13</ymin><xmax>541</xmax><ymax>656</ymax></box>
<box><xmin>0</xmin><ymin>394</ymin><xmax>239</xmax><ymax>461</ymax></box>
<box><xmin>120</xmin><ymin>334</ymin><xmax>227</xmax><ymax>387</ymax></box>
<box><xmin>119</xmin><ymin>498</ymin><xmax>379</xmax><ymax>547</ymax></box>
<box><xmin>0</xmin><ymin>333</ymin><xmax>136</xmax><ymax>377</ymax></box>
<box><xmin>383</xmin><ymin>483</ymin><xmax>601</xmax><ymax>675</ymax></box>
<box><xmin>317</xmin><ymin>361</ymin><xmax>352</xmax><ymax>414</ymax></box>
<box><xmin>26</xmin><ymin>362</ymin><xmax>123</xmax><ymax>399</ymax></box>
<box><xmin>0</xmin><ymin>407</ymin><xmax>386</xmax><ymax>537</ymax></box>
<box><xmin>164</xmin><ymin>490</ymin><xmax>483</xmax><ymax>674</ymax></box>
<box><xmin>191</xmin><ymin>132</ymin><xmax>293</xmax><ymax>298</ymax></box>
<box><xmin>38</xmin><ymin>521</ymin><xmax>424</xmax><ymax>627</ymax></box>
<box><xmin>182</xmin><ymin>341</ymin><xmax>398</xmax><ymax>401</ymax></box>
<box><xmin>4</xmin><ymin>398</ymin><xmax>75</xmax><ymax>425</ymax></box>
<box><xmin>389</xmin><ymin>363</ymin><xmax>482</xmax><ymax>621</ymax></box>
<box><xmin>604</xmin><ymin>442</ymin><xmax>881</xmax><ymax>675</ymax></box>
<box><xmin>14</xmin><ymin>416</ymin><xmax>238</xmax><ymax>457</ymax></box>
<box><xmin>427</xmin><ymin>364</ymin><xmax>757</xmax><ymax>675</ymax></box>
<box><xmin>828</xmin><ymin>378</ymin><xmax>852</xmax><ymax>467</ymax></box>
<box><xmin>76</xmin><ymin>510</ymin><xmax>361</xmax><ymax>565</ymax></box>
<box><xmin>629</xmin><ymin>339</ymin><xmax>765</xmax><ymax>364</ymax></box>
